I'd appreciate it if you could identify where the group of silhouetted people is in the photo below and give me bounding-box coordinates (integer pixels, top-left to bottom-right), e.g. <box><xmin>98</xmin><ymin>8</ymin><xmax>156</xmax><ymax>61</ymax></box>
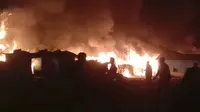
<box><xmin>3</xmin><ymin>50</ymin><xmax>200</xmax><ymax>111</ymax></box>
<box><xmin>145</xmin><ymin>57</ymin><xmax>171</xmax><ymax>95</ymax></box>
<box><xmin>145</xmin><ymin>56</ymin><xmax>200</xmax><ymax>91</ymax></box>
<box><xmin>144</xmin><ymin>56</ymin><xmax>200</xmax><ymax>112</ymax></box>
<box><xmin>74</xmin><ymin>52</ymin><xmax>173</xmax><ymax>90</ymax></box>
<box><xmin>72</xmin><ymin>52</ymin><xmax>118</xmax><ymax>83</ymax></box>
<box><xmin>74</xmin><ymin>52</ymin><xmax>200</xmax><ymax>93</ymax></box>
<box><xmin>67</xmin><ymin>51</ymin><xmax>200</xmax><ymax>112</ymax></box>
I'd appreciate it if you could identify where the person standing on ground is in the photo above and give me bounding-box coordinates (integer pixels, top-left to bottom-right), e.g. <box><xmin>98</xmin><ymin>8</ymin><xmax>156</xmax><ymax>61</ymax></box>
<box><xmin>145</xmin><ymin>61</ymin><xmax>152</xmax><ymax>82</ymax></box>
<box><xmin>153</xmin><ymin>57</ymin><xmax>171</xmax><ymax>91</ymax></box>
<box><xmin>153</xmin><ymin>57</ymin><xmax>171</xmax><ymax>112</ymax></box>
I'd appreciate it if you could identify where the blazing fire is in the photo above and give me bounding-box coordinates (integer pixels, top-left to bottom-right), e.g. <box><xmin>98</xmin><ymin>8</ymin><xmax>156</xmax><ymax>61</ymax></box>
<box><xmin>0</xmin><ymin>13</ymin><xmax>159</xmax><ymax>78</ymax></box>
<box><xmin>0</xmin><ymin>18</ymin><xmax>17</xmax><ymax>62</ymax></box>
<box><xmin>86</xmin><ymin>51</ymin><xmax>158</xmax><ymax>78</ymax></box>
<box><xmin>31</xmin><ymin>58</ymin><xmax>42</xmax><ymax>74</ymax></box>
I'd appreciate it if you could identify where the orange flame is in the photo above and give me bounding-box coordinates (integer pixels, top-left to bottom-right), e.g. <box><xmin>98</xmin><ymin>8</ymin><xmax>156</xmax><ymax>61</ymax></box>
<box><xmin>0</xmin><ymin>14</ymin><xmax>158</xmax><ymax>77</ymax></box>
<box><xmin>123</xmin><ymin>69</ymin><xmax>131</xmax><ymax>78</ymax></box>
<box><xmin>31</xmin><ymin>61</ymin><xmax>36</xmax><ymax>74</ymax></box>
<box><xmin>86</xmin><ymin>50</ymin><xmax>159</xmax><ymax>78</ymax></box>
<box><xmin>0</xmin><ymin>20</ymin><xmax>17</xmax><ymax>62</ymax></box>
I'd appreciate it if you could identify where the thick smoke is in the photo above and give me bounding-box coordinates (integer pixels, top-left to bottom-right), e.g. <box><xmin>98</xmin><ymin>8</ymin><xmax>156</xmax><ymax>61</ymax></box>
<box><xmin>3</xmin><ymin>8</ymin><xmax>39</xmax><ymax>51</ymax></box>
<box><xmin>1</xmin><ymin>0</ymin><xmax>199</xmax><ymax>55</ymax></box>
<box><xmin>2</xmin><ymin>0</ymin><xmax>118</xmax><ymax>55</ymax></box>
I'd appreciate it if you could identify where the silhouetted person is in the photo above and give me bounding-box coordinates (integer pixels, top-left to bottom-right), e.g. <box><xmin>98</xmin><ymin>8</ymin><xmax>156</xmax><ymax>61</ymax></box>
<box><xmin>76</xmin><ymin>52</ymin><xmax>87</xmax><ymax>71</ymax></box>
<box><xmin>180</xmin><ymin>63</ymin><xmax>200</xmax><ymax>111</ymax></box>
<box><xmin>154</xmin><ymin>57</ymin><xmax>171</xmax><ymax>91</ymax></box>
<box><xmin>145</xmin><ymin>61</ymin><xmax>152</xmax><ymax>82</ymax></box>
<box><xmin>181</xmin><ymin>62</ymin><xmax>199</xmax><ymax>97</ymax></box>
<box><xmin>153</xmin><ymin>57</ymin><xmax>171</xmax><ymax>112</ymax></box>
<box><xmin>182</xmin><ymin>62</ymin><xmax>200</xmax><ymax>92</ymax></box>
<box><xmin>183</xmin><ymin>63</ymin><xmax>199</xmax><ymax>82</ymax></box>
<box><xmin>73</xmin><ymin>52</ymin><xmax>89</xmax><ymax>88</ymax></box>
<box><xmin>108</xmin><ymin>57</ymin><xmax>117</xmax><ymax>75</ymax></box>
<box><xmin>72</xmin><ymin>52</ymin><xmax>89</xmax><ymax>111</ymax></box>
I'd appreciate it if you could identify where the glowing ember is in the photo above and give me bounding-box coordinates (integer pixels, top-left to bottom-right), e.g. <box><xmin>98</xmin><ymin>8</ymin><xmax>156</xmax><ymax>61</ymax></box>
<box><xmin>86</xmin><ymin>50</ymin><xmax>159</xmax><ymax>78</ymax></box>
<box><xmin>31</xmin><ymin>62</ymin><xmax>36</xmax><ymax>74</ymax></box>
<box><xmin>123</xmin><ymin>69</ymin><xmax>131</xmax><ymax>78</ymax></box>
<box><xmin>0</xmin><ymin>21</ymin><xmax>6</xmax><ymax>40</ymax></box>
<box><xmin>31</xmin><ymin>58</ymin><xmax>42</xmax><ymax>74</ymax></box>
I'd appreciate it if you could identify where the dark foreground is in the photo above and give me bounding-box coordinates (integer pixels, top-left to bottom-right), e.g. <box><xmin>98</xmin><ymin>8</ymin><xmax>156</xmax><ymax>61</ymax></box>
<box><xmin>0</xmin><ymin>74</ymin><xmax>194</xmax><ymax>112</ymax></box>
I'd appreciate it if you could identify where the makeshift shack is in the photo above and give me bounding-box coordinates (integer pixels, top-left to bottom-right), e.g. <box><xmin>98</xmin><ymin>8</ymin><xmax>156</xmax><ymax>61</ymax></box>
<box><xmin>6</xmin><ymin>49</ymin><xmax>32</xmax><ymax>75</ymax></box>
<box><xmin>31</xmin><ymin>50</ymin><xmax>76</xmax><ymax>78</ymax></box>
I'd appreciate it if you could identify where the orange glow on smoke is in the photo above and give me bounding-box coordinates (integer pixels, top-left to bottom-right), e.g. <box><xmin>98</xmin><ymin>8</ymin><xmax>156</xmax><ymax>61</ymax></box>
<box><xmin>0</xmin><ymin>14</ymin><xmax>159</xmax><ymax>77</ymax></box>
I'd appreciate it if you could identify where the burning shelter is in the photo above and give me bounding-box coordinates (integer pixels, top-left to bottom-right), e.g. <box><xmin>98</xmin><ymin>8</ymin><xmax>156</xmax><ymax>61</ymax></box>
<box><xmin>52</xmin><ymin>50</ymin><xmax>76</xmax><ymax>75</ymax></box>
<box><xmin>5</xmin><ymin>49</ymin><xmax>32</xmax><ymax>75</ymax></box>
<box><xmin>31</xmin><ymin>49</ymin><xmax>76</xmax><ymax>77</ymax></box>
<box><xmin>31</xmin><ymin>50</ymin><xmax>58</xmax><ymax>76</ymax></box>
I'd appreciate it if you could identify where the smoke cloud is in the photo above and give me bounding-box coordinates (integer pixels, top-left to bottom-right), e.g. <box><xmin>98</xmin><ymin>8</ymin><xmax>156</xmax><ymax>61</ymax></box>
<box><xmin>0</xmin><ymin>0</ymin><xmax>199</xmax><ymax>55</ymax></box>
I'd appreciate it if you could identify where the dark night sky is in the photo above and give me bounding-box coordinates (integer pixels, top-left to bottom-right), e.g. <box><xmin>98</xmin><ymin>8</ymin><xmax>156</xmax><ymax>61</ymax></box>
<box><xmin>0</xmin><ymin>0</ymin><xmax>200</xmax><ymax>54</ymax></box>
